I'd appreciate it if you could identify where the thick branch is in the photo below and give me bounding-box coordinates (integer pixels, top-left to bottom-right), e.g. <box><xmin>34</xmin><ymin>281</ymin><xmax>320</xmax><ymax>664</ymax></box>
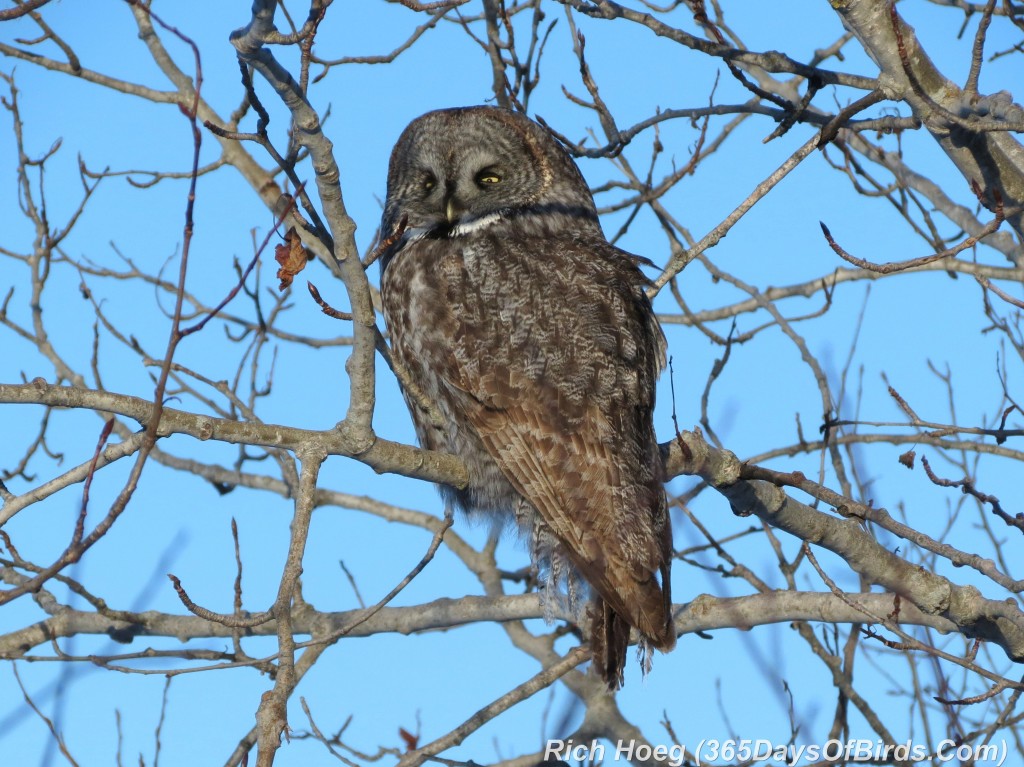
<box><xmin>665</xmin><ymin>431</ymin><xmax>1024</xmax><ymax>663</ymax></box>
<box><xmin>830</xmin><ymin>0</ymin><xmax>1024</xmax><ymax>239</ymax></box>
<box><xmin>230</xmin><ymin>1</ymin><xmax>377</xmax><ymax>438</ymax></box>
<box><xmin>0</xmin><ymin>383</ymin><xmax>467</xmax><ymax>504</ymax></box>
<box><xmin>0</xmin><ymin>590</ymin><xmax>966</xmax><ymax>659</ymax></box>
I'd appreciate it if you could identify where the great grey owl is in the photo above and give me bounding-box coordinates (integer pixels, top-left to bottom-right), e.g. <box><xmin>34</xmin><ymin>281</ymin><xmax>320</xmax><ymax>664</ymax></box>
<box><xmin>378</xmin><ymin>106</ymin><xmax>675</xmax><ymax>687</ymax></box>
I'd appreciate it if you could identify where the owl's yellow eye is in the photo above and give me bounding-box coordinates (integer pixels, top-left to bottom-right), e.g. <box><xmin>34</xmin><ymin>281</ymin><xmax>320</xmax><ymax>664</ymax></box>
<box><xmin>476</xmin><ymin>170</ymin><xmax>502</xmax><ymax>185</ymax></box>
<box><xmin>422</xmin><ymin>173</ymin><xmax>437</xmax><ymax>191</ymax></box>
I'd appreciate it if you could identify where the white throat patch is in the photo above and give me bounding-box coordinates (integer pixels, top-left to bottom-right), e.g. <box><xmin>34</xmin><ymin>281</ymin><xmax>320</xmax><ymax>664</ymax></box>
<box><xmin>449</xmin><ymin>212</ymin><xmax>502</xmax><ymax>237</ymax></box>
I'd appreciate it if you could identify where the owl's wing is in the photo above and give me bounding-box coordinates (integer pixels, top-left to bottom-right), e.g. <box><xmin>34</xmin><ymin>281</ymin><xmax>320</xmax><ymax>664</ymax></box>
<box><xmin>462</xmin><ymin>385</ymin><xmax>675</xmax><ymax>651</ymax></box>
<box><xmin>429</xmin><ymin>238</ymin><xmax>675</xmax><ymax>653</ymax></box>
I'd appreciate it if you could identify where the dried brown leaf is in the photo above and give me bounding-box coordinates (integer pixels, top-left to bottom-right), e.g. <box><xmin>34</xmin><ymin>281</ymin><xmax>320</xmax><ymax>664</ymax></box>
<box><xmin>275</xmin><ymin>227</ymin><xmax>311</xmax><ymax>290</ymax></box>
<box><xmin>398</xmin><ymin>727</ymin><xmax>418</xmax><ymax>751</ymax></box>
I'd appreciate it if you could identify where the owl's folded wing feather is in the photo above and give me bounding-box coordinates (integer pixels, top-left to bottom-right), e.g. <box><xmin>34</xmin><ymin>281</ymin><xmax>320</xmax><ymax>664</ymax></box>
<box><xmin>451</xmin><ymin>373</ymin><xmax>676</xmax><ymax>653</ymax></box>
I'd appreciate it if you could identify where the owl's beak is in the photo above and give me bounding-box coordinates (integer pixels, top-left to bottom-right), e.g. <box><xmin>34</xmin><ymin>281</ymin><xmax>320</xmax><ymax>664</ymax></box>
<box><xmin>443</xmin><ymin>186</ymin><xmax>468</xmax><ymax>225</ymax></box>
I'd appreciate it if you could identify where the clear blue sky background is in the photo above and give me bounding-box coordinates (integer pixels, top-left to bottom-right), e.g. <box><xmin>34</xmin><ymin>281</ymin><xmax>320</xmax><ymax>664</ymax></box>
<box><xmin>1</xmin><ymin>2</ymin><xmax>1020</xmax><ymax>765</ymax></box>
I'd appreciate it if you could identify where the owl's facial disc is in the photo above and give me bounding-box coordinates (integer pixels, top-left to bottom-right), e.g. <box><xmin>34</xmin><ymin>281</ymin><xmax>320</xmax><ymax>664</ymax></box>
<box><xmin>383</xmin><ymin>107</ymin><xmax>604</xmax><ymax>254</ymax></box>
<box><xmin>408</xmin><ymin>159</ymin><xmax>512</xmax><ymax>238</ymax></box>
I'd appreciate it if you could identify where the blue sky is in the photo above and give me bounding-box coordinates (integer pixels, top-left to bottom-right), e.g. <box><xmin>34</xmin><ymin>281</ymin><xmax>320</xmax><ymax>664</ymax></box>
<box><xmin>2</xmin><ymin>2</ymin><xmax>1022</xmax><ymax>765</ymax></box>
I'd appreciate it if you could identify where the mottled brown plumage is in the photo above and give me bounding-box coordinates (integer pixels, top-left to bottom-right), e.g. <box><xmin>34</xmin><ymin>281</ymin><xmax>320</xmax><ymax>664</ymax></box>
<box><xmin>378</xmin><ymin>106</ymin><xmax>674</xmax><ymax>687</ymax></box>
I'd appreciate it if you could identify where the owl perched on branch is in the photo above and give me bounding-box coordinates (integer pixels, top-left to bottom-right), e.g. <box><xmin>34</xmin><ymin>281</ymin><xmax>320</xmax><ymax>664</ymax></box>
<box><xmin>378</xmin><ymin>106</ymin><xmax>675</xmax><ymax>687</ymax></box>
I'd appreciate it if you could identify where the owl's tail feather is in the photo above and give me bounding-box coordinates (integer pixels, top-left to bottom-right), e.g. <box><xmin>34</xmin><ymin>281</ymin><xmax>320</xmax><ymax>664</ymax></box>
<box><xmin>628</xmin><ymin>567</ymin><xmax>677</xmax><ymax>653</ymax></box>
<box><xmin>590</xmin><ymin>598</ymin><xmax>630</xmax><ymax>689</ymax></box>
<box><xmin>590</xmin><ymin>582</ymin><xmax>676</xmax><ymax>689</ymax></box>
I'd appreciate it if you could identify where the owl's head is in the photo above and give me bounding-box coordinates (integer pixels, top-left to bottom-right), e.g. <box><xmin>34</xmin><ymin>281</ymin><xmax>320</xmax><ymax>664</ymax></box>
<box><xmin>380</xmin><ymin>107</ymin><xmax>599</xmax><ymax>247</ymax></box>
